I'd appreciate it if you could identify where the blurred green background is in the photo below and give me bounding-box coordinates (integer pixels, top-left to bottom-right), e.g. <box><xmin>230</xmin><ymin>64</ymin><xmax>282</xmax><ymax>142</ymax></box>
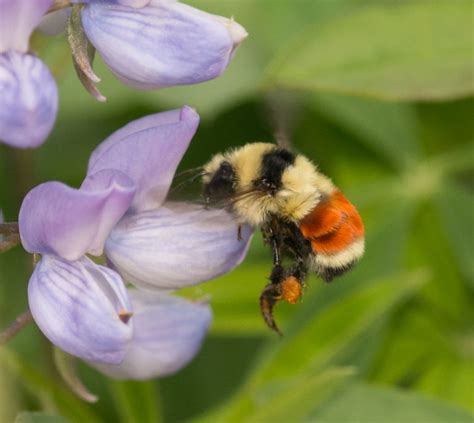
<box><xmin>0</xmin><ymin>0</ymin><xmax>473</xmax><ymax>422</ymax></box>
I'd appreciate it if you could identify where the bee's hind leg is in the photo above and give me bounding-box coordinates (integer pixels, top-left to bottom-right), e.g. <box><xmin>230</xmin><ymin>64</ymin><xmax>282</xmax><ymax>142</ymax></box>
<box><xmin>259</xmin><ymin>260</ymin><xmax>286</xmax><ymax>335</ymax></box>
<box><xmin>260</xmin><ymin>220</ymin><xmax>287</xmax><ymax>335</ymax></box>
<box><xmin>280</xmin><ymin>260</ymin><xmax>307</xmax><ymax>305</ymax></box>
<box><xmin>260</xmin><ymin>281</ymin><xmax>283</xmax><ymax>336</ymax></box>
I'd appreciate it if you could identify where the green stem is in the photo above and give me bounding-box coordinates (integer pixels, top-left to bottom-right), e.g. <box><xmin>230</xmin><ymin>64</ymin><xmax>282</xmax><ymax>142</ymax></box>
<box><xmin>0</xmin><ymin>222</ymin><xmax>20</xmax><ymax>253</ymax></box>
<box><xmin>0</xmin><ymin>310</ymin><xmax>33</xmax><ymax>345</ymax></box>
<box><xmin>47</xmin><ymin>0</ymin><xmax>72</xmax><ymax>14</ymax></box>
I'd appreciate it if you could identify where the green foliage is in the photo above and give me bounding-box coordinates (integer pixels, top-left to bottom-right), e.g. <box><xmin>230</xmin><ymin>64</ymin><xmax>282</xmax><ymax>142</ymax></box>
<box><xmin>0</xmin><ymin>0</ymin><xmax>473</xmax><ymax>422</ymax></box>
<box><xmin>266</xmin><ymin>1</ymin><xmax>474</xmax><ymax>100</ymax></box>
<box><xmin>312</xmin><ymin>382</ymin><xmax>473</xmax><ymax>423</ymax></box>
<box><xmin>108</xmin><ymin>380</ymin><xmax>161</xmax><ymax>423</ymax></box>
<box><xmin>15</xmin><ymin>412</ymin><xmax>70</xmax><ymax>423</ymax></box>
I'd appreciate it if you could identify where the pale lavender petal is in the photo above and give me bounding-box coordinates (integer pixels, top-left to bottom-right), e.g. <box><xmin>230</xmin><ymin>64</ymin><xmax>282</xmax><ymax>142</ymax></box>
<box><xmin>105</xmin><ymin>202</ymin><xmax>253</xmax><ymax>290</ymax></box>
<box><xmin>19</xmin><ymin>170</ymin><xmax>135</xmax><ymax>261</ymax></box>
<box><xmin>81</xmin><ymin>0</ymin><xmax>247</xmax><ymax>89</ymax></box>
<box><xmin>29</xmin><ymin>255</ymin><xmax>133</xmax><ymax>364</ymax></box>
<box><xmin>90</xmin><ymin>290</ymin><xmax>211</xmax><ymax>379</ymax></box>
<box><xmin>88</xmin><ymin>106</ymin><xmax>199</xmax><ymax>212</ymax></box>
<box><xmin>0</xmin><ymin>52</ymin><xmax>57</xmax><ymax>148</ymax></box>
<box><xmin>0</xmin><ymin>0</ymin><xmax>53</xmax><ymax>52</ymax></box>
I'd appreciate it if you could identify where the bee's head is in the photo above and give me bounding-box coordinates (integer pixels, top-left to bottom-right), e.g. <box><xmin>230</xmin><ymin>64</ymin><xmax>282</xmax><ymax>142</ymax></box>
<box><xmin>202</xmin><ymin>143</ymin><xmax>328</xmax><ymax>225</ymax></box>
<box><xmin>202</xmin><ymin>154</ymin><xmax>236</xmax><ymax>204</ymax></box>
<box><xmin>243</xmin><ymin>146</ymin><xmax>327</xmax><ymax>224</ymax></box>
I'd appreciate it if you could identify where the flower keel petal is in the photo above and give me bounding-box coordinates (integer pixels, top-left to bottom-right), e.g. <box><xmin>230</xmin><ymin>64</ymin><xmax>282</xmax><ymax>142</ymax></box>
<box><xmin>105</xmin><ymin>202</ymin><xmax>253</xmax><ymax>289</ymax></box>
<box><xmin>28</xmin><ymin>256</ymin><xmax>133</xmax><ymax>364</ymax></box>
<box><xmin>90</xmin><ymin>291</ymin><xmax>211</xmax><ymax>379</ymax></box>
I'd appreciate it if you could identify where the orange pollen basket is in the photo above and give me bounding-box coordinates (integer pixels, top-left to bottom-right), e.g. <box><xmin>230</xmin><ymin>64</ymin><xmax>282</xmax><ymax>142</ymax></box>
<box><xmin>281</xmin><ymin>276</ymin><xmax>302</xmax><ymax>304</ymax></box>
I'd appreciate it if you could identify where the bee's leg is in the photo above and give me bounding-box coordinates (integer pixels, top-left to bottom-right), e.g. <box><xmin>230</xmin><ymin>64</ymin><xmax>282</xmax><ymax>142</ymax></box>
<box><xmin>260</xmin><ymin>219</ymin><xmax>286</xmax><ymax>334</ymax></box>
<box><xmin>268</xmin><ymin>225</ymin><xmax>282</xmax><ymax>267</ymax></box>
<box><xmin>259</xmin><ymin>282</ymin><xmax>283</xmax><ymax>336</ymax></box>
<box><xmin>291</xmin><ymin>258</ymin><xmax>307</xmax><ymax>284</ymax></box>
<box><xmin>237</xmin><ymin>224</ymin><xmax>242</xmax><ymax>241</ymax></box>
<box><xmin>279</xmin><ymin>259</ymin><xmax>307</xmax><ymax>305</ymax></box>
<box><xmin>259</xmin><ymin>262</ymin><xmax>286</xmax><ymax>335</ymax></box>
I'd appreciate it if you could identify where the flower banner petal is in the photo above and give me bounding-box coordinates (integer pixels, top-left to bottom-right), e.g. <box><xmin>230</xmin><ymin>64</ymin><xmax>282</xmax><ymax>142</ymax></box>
<box><xmin>19</xmin><ymin>170</ymin><xmax>135</xmax><ymax>261</ymax></box>
<box><xmin>81</xmin><ymin>0</ymin><xmax>247</xmax><ymax>89</ymax></box>
<box><xmin>105</xmin><ymin>202</ymin><xmax>253</xmax><ymax>290</ymax></box>
<box><xmin>87</xmin><ymin>106</ymin><xmax>199</xmax><ymax>212</ymax></box>
<box><xmin>0</xmin><ymin>0</ymin><xmax>53</xmax><ymax>53</ymax></box>
<box><xmin>90</xmin><ymin>290</ymin><xmax>211</xmax><ymax>379</ymax></box>
<box><xmin>29</xmin><ymin>255</ymin><xmax>133</xmax><ymax>364</ymax></box>
<box><xmin>0</xmin><ymin>52</ymin><xmax>58</xmax><ymax>148</ymax></box>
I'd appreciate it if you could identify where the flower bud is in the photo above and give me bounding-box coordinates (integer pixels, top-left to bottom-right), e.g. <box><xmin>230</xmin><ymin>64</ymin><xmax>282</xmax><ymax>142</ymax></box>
<box><xmin>81</xmin><ymin>0</ymin><xmax>248</xmax><ymax>89</ymax></box>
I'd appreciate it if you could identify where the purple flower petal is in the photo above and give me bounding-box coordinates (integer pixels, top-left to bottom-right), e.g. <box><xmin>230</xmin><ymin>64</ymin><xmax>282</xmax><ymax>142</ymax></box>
<box><xmin>19</xmin><ymin>170</ymin><xmax>136</xmax><ymax>261</ymax></box>
<box><xmin>0</xmin><ymin>0</ymin><xmax>53</xmax><ymax>52</ymax></box>
<box><xmin>29</xmin><ymin>255</ymin><xmax>133</xmax><ymax>364</ymax></box>
<box><xmin>81</xmin><ymin>0</ymin><xmax>247</xmax><ymax>89</ymax></box>
<box><xmin>87</xmin><ymin>106</ymin><xmax>199</xmax><ymax>212</ymax></box>
<box><xmin>105</xmin><ymin>202</ymin><xmax>253</xmax><ymax>290</ymax></box>
<box><xmin>90</xmin><ymin>290</ymin><xmax>211</xmax><ymax>379</ymax></box>
<box><xmin>0</xmin><ymin>52</ymin><xmax>58</xmax><ymax>148</ymax></box>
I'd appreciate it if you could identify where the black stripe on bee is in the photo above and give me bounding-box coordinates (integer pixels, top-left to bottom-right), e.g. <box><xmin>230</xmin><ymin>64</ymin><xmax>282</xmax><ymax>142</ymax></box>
<box><xmin>255</xmin><ymin>148</ymin><xmax>295</xmax><ymax>194</ymax></box>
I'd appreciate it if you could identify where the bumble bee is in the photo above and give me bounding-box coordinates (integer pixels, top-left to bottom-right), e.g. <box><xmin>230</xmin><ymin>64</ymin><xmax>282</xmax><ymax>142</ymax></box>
<box><xmin>200</xmin><ymin>143</ymin><xmax>365</xmax><ymax>334</ymax></box>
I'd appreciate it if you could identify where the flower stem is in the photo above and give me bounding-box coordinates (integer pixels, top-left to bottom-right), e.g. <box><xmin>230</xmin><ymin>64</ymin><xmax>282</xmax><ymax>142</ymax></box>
<box><xmin>0</xmin><ymin>310</ymin><xmax>33</xmax><ymax>345</ymax></box>
<box><xmin>0</xmin><ymin>222</ymin><xmax>20</xmax><ymax>253</ymax></box>
<box><xmin>48</xmin><ymin>0</ymin><xmax>72</xmax><ymax>14</ymax></box>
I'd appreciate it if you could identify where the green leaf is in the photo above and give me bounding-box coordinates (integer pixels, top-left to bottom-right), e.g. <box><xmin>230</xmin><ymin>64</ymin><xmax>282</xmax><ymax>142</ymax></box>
<box><xmin>267</xmin><ymin>1</ymin><xmax>474</xmax><ymax>100</ymax></box>
<box><xmin>0</xmin><ymin>349</ymin><xmax>101</xmax><ymax>423</ymax></box>
<box><xmin>197</xmin><ymin>271</ymin><xmax>427</xmax><ymax>422</ymax></box>
<box><xmin>246</xmin><ymin>367</ymin><xmax>355</xmax><ymax>423</ymax></box>
<box><xmin>15</xmin><ymin>412</ymin><xmax>70</xmax><ymax>423</ymax></box>
<box><xmin>311</xmin><ymin>94</ymin><xmax>418</xmax><ymax>169</ymax></box>
<box><xmin>416</xmin><ymin>358</ymin><xmax>474</xmax><ymax>413</ymax></box>
<box><xmin>370</xmin><ymin>309</ymin><xmax>455</xmax><ymax>385</ymax></box>
<box><xmin>248</xmin><ymin>271</ymin><xmax>428</xmax><ymax>388</ymax></box>
<box><xmin>434</xmin><ymin>182</ymin><xmax>474</xmax><ymax>285</ymax></box>
<box><xmin>108</xmin><ymin>380</ymin><xmax>161</xmax><ymax>423</ymax></box>
<box><xmin>311</xmin><ymin>382</ymin><xmax>473</xmax><ymax>422</ymax></box>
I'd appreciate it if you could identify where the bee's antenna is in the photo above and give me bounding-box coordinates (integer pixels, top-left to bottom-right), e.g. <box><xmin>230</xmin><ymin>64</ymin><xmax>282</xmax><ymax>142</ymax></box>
<box><xmin>170</xmin><ymin>168</ymin><xmax>207</xmax><ymax>194</ymax></box>
<box><xmin>264</xmin><ymin>91</ymin><xmax>302</xmax><ymax>150</ymax></box>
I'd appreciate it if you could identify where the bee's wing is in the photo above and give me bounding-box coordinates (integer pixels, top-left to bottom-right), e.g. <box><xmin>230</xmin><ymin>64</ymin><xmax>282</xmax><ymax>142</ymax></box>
<box><xmin>167</xmin><ymin>166</ymin><xmax>206</xmax><ymax>202</ymax></box>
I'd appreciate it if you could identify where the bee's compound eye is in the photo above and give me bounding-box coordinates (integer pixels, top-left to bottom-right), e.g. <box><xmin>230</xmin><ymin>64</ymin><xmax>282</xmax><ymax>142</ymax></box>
<box><xmin>203</xmin><ymin>161</ymin><xmax>236</xmax><ymax>201</ymax></box>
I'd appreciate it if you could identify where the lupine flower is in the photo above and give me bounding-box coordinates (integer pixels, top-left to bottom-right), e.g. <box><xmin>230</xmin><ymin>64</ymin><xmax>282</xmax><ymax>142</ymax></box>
<box><xmin>78</xmin><ymin>0</ymin><xmax>248</xmax><ymax>89</ymax></box>
<box><xmin>18</xmin><ymin>106</ymin><xmax>252</xmax><ymax>378</ymax></box>
<box><xmin>0</xmin><ymin>0</ymin><xmax>58</xmax><ymax>148</ymax></box>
